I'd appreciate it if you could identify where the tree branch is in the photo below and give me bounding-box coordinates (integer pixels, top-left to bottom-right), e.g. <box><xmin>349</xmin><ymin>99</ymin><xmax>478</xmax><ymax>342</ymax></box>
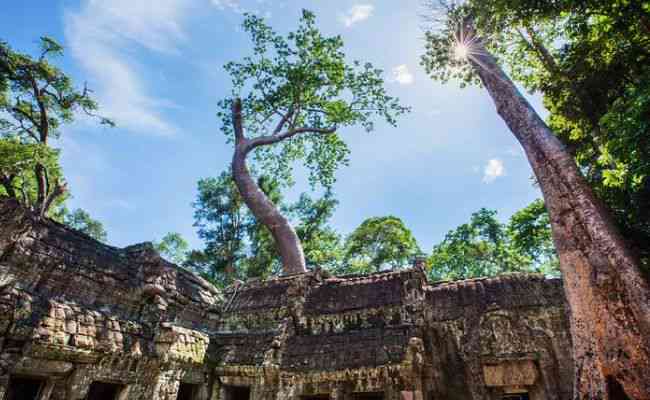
<box><xmin>247</xmin><ymin>126</ymin><xmax>337</xmax><ymax>152</ymax></box>
<box><xmin>273</xmin><ymin>106</ymin><xmax>294</xmax><ymax>136</ymax></box>
<box><xmin>29</xmin><ymin>75</ymin><xmax>49</xmax><ymax>144</ymax></box>
<box><xmin>232</xmin><ymin>98</ymin><xmax>246</xmax><ymax>144</ymax></box>
<box><xmin>518</xmin><ymin>25</ymin><xmax>562</xmax><ymax>77</ymax></box>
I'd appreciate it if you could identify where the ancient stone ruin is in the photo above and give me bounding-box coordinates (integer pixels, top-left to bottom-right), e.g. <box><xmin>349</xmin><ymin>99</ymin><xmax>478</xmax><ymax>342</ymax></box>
<box><xmin>0</xmin><ymin>199</ymin><xmax>574</xmax><ymax>400</ymax></box>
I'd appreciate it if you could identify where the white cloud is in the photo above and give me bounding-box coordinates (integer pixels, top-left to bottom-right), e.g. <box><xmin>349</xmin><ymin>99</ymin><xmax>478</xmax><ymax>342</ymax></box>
<box><xmin>210</xmin><ymin>0</ymin><xmax>243</xmax><ymax>13</ymax></box>
<box><xmin>391</xmin><ymin>64</ymin><xmax>414</xmax><ymax>85</ymax></box>
<box><xmin>340</xmin><ymin>4</ymin><xmax>374</xmax><ymax>27</ymax></box>
<box><xmin>64</xmin><ymin>0</ymin><xmax>193</xmax><ymax>136</ymax></box>
<box><xmin>482</xmin><ymin>158</ymin><xmax>505</xmax><ymax>183</ymax></box>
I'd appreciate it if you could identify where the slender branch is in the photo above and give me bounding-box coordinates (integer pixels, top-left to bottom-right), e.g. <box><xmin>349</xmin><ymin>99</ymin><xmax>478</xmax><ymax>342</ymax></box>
<box><xmin>11</xmin><ymin>106</ymin><xmax>40</xmax><ymax>132</ymax></box>
<box><xmin>523</xmin><ymin>25</ymin><xmax>561</xmax><ymax>76</ymax></box>
<box><xmin>15</xmin><ymin>118</ymin><xmax>39</xmax><ymax>142</ymax></box>
<box><xmin>273</xmin><ymin>106</ymin><xmax>294</xmax><ymax>136</ymax></box>
<box><xmin>29</xmin><ymin>75</ymin><xmax>49</xmax><ymax>144</ymax></box>
<box><xmin>247</xmin><ymin>126</ymin><xmax>337</xmax><ymax>151</ymax></box>
<box><xmin>232</xmin><ymin>98</ymin><xmax>246</xmax><ymax>143</ymax></box>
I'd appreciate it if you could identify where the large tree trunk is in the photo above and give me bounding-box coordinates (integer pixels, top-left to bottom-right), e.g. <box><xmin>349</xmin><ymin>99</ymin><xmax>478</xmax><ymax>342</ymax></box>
<box><xmin>469</xmin><ymin>40</ymin><xmax>650</xmax><ymax>399</ymax></box>
<box><xmin>230</xmin><ymin>100</ymin><xmax>307</xmax><ymax>275</ymax></box>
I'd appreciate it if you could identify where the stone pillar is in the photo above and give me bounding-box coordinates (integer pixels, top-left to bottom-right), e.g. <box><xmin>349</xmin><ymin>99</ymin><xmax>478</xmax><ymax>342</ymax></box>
<box><xmin>39</xmin><ymin>377</ymin><xmax>65</xmax><ymax>400</ymax></box>
<box><xmin>0</xmin><ymin>375</ymin><xmax>9</xmax><ymax>400</ymax></box>
<box><xmin>66</xmin><ymin>368</ymin><xmax>93</xmax><ymax>400</ymax></box>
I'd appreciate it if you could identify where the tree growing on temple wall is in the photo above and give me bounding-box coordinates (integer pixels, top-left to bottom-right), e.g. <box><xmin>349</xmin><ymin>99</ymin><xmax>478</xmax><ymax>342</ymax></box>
<box><xmin>422</xmin><ymin>2</ymin><xmax>650</xmax><ymax>398</ymax></box>
<box><xmin>188</xmin><ymin>170</ymin><xmax>343</xmax><ymax>286</ymax></box>
<box><xmin>218</xmin><ymin>10</ymin><xmax>408</xmax><ymax>275</ymax></box>
<box><xmin>0</xmin><ymin>37</ymin><xmax>113</xmax><ymax>217</ymax></box>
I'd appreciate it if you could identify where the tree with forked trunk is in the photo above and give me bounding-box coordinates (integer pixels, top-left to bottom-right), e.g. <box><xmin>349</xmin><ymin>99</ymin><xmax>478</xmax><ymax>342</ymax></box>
<box><xmin>218</xmin><ymin>10</ymin><xmax>408</xmax><ymax>275</ymax></box>
<box><xmin>422</xmin><ymin>5</ymin><xmax>650</xmax><ymax>400</ymax></box>
<box><xmin>0</xmin><ymin>37</ymin><xmax>113</xmax><ymax>218</ymax></box>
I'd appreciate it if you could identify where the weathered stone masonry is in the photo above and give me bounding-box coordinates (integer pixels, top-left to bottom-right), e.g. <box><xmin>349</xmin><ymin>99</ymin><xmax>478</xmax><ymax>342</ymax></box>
<box><xmin>0</xmin><ymin>199</ymin><xmax>574</xmax><ymax>400</ymax></box>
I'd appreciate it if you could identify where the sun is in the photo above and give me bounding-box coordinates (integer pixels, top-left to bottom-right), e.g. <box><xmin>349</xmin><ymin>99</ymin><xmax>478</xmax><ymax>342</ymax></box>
<box><xmin>453</xmin><ymin>43</ymin><xmax>470</xmax><ymax>61</ymax></box>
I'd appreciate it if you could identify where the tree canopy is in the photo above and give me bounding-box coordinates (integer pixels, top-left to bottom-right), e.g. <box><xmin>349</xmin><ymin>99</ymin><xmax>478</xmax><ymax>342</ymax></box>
<box><xmin>429</xmin><ymin>205</ymin><xmax>558</xmax><ymax>281</ymax></box>
<box><xmin>62</xmin><ymin>208</ymin><xmax>108</xmax><ymax>243</ymax></box>
<box><xmin>343</xmin><ymin>216</ymin><xmax>421</xmax><ymax>274</ymax></box>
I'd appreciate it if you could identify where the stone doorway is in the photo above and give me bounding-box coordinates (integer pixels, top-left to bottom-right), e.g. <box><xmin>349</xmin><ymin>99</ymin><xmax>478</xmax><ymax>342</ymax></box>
<box><xmin>223</xmin><ymin>385</ymin><xmax>251</xmax><ymax>400</ymax></box>
<box><xmin>301</xmin><ymin>395</ymin><xmax>330</xmax><ymax>400</ymax></box>
<box><xmin>85</xmin><ymin>382</ymin><xmax>124</xmax><ymax>400</ymax></box>
<box><xmin>177</xmin><ymin>383</ymin><xmax>199</xmax><ymax>400</ymax></box>
<box><xmin>7</xmin><ymin>376</ymin><xmax>45</xmax><ymax>400</ymax></box>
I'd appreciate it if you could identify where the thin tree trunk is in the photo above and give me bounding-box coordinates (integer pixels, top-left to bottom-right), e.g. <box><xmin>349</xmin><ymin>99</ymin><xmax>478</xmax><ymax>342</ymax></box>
<box><xmin>469</xmin><ymin>39</ymin><xmax>650</xmax><ymax>399</ymax></box>
<box><xmin>230</xmin><ymin>99</ymin><xmax>307</xmax><ymax>275</ymax></box>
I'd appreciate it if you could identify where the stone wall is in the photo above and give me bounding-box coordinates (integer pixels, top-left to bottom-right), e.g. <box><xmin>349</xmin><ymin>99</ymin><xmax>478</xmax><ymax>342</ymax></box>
<box><xmin>0</xmin><ymin>199</ymin><xmax>573</xmax><ymax>400</ymax></box>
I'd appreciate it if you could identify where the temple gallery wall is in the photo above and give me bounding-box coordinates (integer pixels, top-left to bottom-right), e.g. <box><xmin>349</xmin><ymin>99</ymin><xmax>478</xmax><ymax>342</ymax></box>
<box><xmin>0</xmin><ymin>199</ymin><xmax>574</xmax><ymax>400</ymax></box>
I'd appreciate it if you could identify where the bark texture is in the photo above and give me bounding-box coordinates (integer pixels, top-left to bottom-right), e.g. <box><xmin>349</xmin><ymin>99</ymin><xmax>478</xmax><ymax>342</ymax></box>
<box><xmin>469</xmin><ymin>40</ymin><xmax>650</xmax><ymax>399</ymax></box>
<box><xmin>230</xmin><ymin>99</ymin><xmax>307</xmax><ymax>275</ymax></box>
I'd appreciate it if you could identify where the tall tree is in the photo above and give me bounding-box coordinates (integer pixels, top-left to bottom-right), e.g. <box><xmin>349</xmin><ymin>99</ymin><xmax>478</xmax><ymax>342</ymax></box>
<box><xmin>422</xmin><ymin>4</ymin><xmax>650</xmax><ymax>398</ymax></box>
<box><xmin>189</xmin><ymin>170</ymin><xmax>344</xmax><ymax>286</ymax></box>
<box><xmin>443</xmin><ymin>0</ymin><xmax>650</xmax><ymax>264</ymax></box>
<box><xmin>0</xmin><ymin>37</ymin><xmax>112</xmax><ymax>217</ymax></box>
<box><xmin>219</xmin><ymin>10</ymin><xmax>408</xmax><ymax>275</ymax></box>
<box><xmin>344</xmin><ymin>216</ymin><xmax>420</xmax><ymax>274</ymax></box>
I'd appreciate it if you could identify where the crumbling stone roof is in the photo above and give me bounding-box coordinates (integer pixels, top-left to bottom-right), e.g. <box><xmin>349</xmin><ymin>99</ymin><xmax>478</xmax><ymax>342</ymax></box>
<box><xmin>282</xmin><ymin>325</ymin><xmax>415</xmax><ymax>371</ymax></box>
<box><xmin>425</xmin><ymin>274</ymin><xmax>565</xmax><ymax>321</ymax></box>
<box><xmin>303</xmin><ymin>269</ymin><xmax>423</xmax><ymax>315</ymax></box>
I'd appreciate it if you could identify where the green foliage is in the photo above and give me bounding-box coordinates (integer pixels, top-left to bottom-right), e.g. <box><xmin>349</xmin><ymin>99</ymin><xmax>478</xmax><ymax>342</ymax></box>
<box><xmin>343</xmin><ymin>216</ymin><xmax>420</xmax><ymax>274</ymax></box>
<box><xmin>188</xmin><ymin>171</ymin><xmax>255</xmax><ymax>286</ymax></box>
<box><xmin>217</xmin><ymin>10</ymin><xmax>408</xmax><ymax>188</ymax></box>
<box><xmin>507</xmin><ymin>199</ymin><xmax>559</xmax><ymax>276</ymax></box>
<box><xmin>288</xmin><ymin>192</ymin><xmax>343</xmax><ymax>270</ymax></box>
<box><xmin>0</xmin><ymin>37</ymin><xmax>113</xmax><ymax>142</ymax></box>
<box><xmin>63</xmin><ymin>208</ymin><xmax>108</xmax><ymax>243</ymax></box>
<box><xmin>0</xmin><ymin>137</ymin><xmax>64</xmax><ymax>210</ymax></box>
<box><xmin>421</xmin><ymin>0</ymin><xmax>650</xmax><ymax>261</ymax></box>
<box><xmin>154</xmin><ymin>232</ymin><xmax>190</xmax><ymax>265</ymax></box>
<box><xmin>428</xmin><ymin>205</ymin><xmax>558</xmax><ymax>281</ymax></box>
<box><xmin>0</xmin><ymin>36</ymin><xmax>112</xmax><ymax>216</ymax></box>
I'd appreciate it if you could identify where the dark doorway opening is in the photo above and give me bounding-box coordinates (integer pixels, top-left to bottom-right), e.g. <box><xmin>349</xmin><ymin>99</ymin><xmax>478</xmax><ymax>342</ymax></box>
<box><xmin>502</xmin><ymin>393</ymin><xmax>530</xmax><ymax>400</ymax></box>
<box><xmin>302</xmin><ymin>395</ymin><xmax>330</xmax><ymax>400</ymax></box>
<box><xmin>177</xmin><ymin>383</ymin><xmax>198</xmax><ymax>400</ymax></box>
<box><xmin>85</xmin><ymin>382</ymin><xmax>123</xmax><ymax>400</ymax></box>
<box><xmin>224</xmin><ymin>385</ymin><xmax>251</xmax><ymax>400</ymax></box>
<box><xmin>352</xmin><ymin>393</ymin><xmax>384</xmax><ymax>400</ymax></box>
<box><xmin>7</xmin><ymin>376</ymin><xmax>45</xmax><ymax>400</ymax></box>
<box><xmin>607</xmin><ymin>377</ymin><xmax>631</xmax><ymax>400</ymax></box>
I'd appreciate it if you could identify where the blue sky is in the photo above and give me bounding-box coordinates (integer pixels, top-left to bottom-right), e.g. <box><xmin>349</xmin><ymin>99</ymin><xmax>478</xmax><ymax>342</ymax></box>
<box><xmin>1</xmin><ymin>0</ymin><xmax>545</xmax><ymax>252</ymax></box>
